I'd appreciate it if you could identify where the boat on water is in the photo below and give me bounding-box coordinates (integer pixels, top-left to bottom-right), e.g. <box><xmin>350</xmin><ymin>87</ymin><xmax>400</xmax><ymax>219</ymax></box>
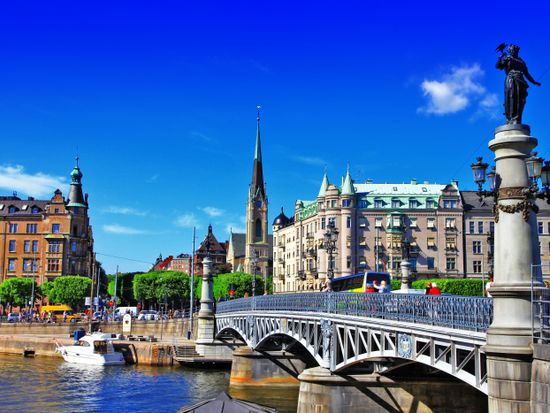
<box><xmin>56</xmin><ymin>332</ymin><xmax>126</xmax><ymax>366</ymax></box>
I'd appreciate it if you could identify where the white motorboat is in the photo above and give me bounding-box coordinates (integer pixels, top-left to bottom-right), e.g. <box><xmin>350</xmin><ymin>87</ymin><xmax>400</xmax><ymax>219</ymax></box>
<box><xmin>56</xmin><ymin>332</ymin><xmax>126</xmax><ymax>365</ymax></box>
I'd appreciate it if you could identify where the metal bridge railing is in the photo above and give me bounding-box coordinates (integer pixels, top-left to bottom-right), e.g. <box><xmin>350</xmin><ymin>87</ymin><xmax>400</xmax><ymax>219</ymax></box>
<box><xmin>532</xmin><ymin>287</ymin><xmax>550</xmax><ymax>344</ymax></box>
<box><xmin>217</xmin><ymin>293</ymin><xmax>493</xmax><ymax>332</ymax></box>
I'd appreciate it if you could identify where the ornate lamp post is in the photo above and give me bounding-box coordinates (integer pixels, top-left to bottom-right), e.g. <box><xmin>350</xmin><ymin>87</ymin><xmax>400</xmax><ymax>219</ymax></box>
<box><xmin>323</xmin><ymin>221</ymin><xmax>339</xmax><ymax>281</ymax></box>
<box><xmin>400</xmin><ymin>238</ymin><xmax>411</xmax><ymax>290</ymax></box>
<box><xmin>251</xmin><ymin>249</ymin><xmax>258</xmax><ymax>297</ymax></box>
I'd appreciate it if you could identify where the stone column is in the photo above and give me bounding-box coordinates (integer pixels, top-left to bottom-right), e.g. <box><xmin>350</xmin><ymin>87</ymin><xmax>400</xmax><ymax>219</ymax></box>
<box><xmin>196</xmin><ymin>255</ymin><xmax>215</xmax><ymax>344</ymax></box>
<box><xmin>484</xmin><ymin>124</ymin><xmax>543</xmax><ymax>412</ymax></box>
<box><xmin>400</xmin><ymin>260</ymin><xmax>411</xmax><ymax>291</ymax></box>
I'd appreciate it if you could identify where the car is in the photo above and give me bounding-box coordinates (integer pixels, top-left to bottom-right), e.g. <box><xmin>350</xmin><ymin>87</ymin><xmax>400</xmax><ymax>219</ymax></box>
<box><xmin>137</xmin><ymin>310</ymin><xmax>160</xmax><ymax>321</ymax></box>
<box><xmin>92</xmin><ymin>311</ymin><xmax>105</xmax><ymax>321</ymax></box>
<box><xmin>7</xmin><ymin>313</ymin><xmax>20</xmax><ymax>323</ymax></box>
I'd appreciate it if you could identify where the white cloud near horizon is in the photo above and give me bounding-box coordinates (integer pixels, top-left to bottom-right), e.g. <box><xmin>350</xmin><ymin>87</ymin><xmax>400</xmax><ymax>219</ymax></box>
<box><xmin>102</xmin><ymin>206</ymin><xmax>148</xmax><ymax>217</ymax></box>
<box><xmin>103</xmin><ymin>224</ymin><xmax>148</xmax><ymax>235</ymax></box>
<box><xmin>200</xmin><ymin>206</ymin><xmax>224</xmax><ymax>217</ymax></box>
<box><xmin>0</xmin><ymin>165</ymin><xmax>67</xmax><ymax>197</ymax></box>
<box><xmin>419</xmin><ymin>64</ymin><xmax>498</xmax><ymax>116</ymax></box>
<box><xmin>175</xmin><ymin>213</ymin><xmax>201</xmax><ymax>229</ymax></box>
<box><xmin>146</xmin><ymin>174</ymin><xmax>159</xmax><ymax>183</ymax></box>
<box><xmin>291</xmin><ymin>155</ymin><xmax>328</xmax><ymax>167</ymax></box>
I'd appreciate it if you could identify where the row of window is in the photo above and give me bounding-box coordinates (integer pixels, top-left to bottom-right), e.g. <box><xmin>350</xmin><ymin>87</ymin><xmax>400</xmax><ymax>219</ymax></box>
<box><xmin>468</xmin><ymin>221</ymin><xmax>495</xmax><ymax>234</ymax></box>
<box><xmin>8</xmin><ymin>223</ymin><xmax>60</xmax><ymax>234</ymax></box>
<box><xmin>7</xmin><ymin>258</ymin><xmax>61</xmax><ymax>272</ymax></box>
<box><xmin>7</xmin><ymin>240</ymin><xmax>65</xmax><ymax>254</ymax></box>
<box><xmin>5</xmin><ymin>206</ymin><xmax>41</xmax><ymax>214</ymax></box>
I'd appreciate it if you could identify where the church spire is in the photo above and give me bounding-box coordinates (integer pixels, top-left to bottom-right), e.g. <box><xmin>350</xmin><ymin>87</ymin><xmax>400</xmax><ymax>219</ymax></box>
<box><xmin>251</xmin><ymin>106</ymin><xmax>266</xmax><ymax>200</ymax></box>
<box><xmin>67</xmin><ymin>157</ymin><xmax>87</xmax><ymax>208</ymax></box>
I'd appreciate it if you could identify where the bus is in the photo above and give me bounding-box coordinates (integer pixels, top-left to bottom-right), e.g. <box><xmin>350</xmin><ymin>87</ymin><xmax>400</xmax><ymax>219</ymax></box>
<box><xmin>330</xmin><ymin>272</ymin><xmax>392</xmax><ymax>293</ymax></box>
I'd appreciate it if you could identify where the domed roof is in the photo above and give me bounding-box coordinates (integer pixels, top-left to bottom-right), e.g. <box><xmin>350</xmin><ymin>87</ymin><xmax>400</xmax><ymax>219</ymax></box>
<box><xmin>272</xmin><ymin>207</ymin><xmax>290</xmax><ymax>226</ymax></box>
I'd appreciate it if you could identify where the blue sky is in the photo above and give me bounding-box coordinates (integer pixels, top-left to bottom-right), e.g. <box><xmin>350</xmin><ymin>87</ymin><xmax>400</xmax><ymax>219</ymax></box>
<box><xmin>1</xmin><ymin>1</ymin><xmax>549</xmax><ymax>273</ymax></box>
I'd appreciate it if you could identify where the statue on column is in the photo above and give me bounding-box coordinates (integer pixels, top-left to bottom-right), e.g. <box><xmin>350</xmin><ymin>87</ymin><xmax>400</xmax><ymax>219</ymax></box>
<box><xmin>496</xmin><ymin>43</ymin><xmax>541</xmax><ymax>124</ymax></box>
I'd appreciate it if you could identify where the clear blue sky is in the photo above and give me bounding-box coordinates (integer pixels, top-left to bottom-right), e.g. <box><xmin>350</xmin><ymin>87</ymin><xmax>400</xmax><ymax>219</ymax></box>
<box><xmin>1</xmin><ymin>1</ymin><xmax>549</xmax><ymax>274</ymax></box>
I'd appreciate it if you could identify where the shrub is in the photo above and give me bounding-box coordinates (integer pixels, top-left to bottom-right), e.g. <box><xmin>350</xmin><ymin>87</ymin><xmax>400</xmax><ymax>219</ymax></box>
<box><xmin>411</xmin><ymin>278</ymin><xmax>484</xmax><ymax>296</ymax></box>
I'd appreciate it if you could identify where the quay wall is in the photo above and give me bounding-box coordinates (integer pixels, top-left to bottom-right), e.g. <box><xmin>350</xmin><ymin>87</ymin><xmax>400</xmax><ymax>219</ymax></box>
<box><xmin>531</xmin><ymin>344</ymin><xmax>550</xmax><ymax>413</ymax></box>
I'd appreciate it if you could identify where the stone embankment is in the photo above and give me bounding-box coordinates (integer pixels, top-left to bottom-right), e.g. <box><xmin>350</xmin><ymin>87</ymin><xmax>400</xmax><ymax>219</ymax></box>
<box><xmin>0</xmin><ymin>319</ymin><xmax>197</xmax><ymax>366</ymax></box>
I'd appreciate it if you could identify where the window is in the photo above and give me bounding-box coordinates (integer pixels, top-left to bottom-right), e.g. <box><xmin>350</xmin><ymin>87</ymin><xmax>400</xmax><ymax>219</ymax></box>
<box><xmin>255</xmin><ymin>219</ymin><xmax>262</xmax><ymax>240</ymax></box>
<box><xmin>31</xmin><ymin>207</ymin><xmax>39</xmax><ymax>214</ymax></box>
<box><xmin>8</xmin><ymin>206</ymin><xmax>16</xmax><ymax>214</ymax></box>
<box><xmin>23</xmin><ymin>259</ymin><xmax>32</xmax><ymax>272</ymax></box>
<box><xmin>358</xmin><ymin>200</ymin><xmax>368</xmax><ymax>208</ymax></box>
<box><xmin>547</xmin><ymin>221</ymin><xmax>550</xmax><ymax>235</ymax></box>
<box><xmin>359</xmin><ymin>237</ymin><xmax>367</xmax><ymax>246</ymax></box>
<box><xmin>73</xmin><ymin>207</ymin><xmax>79</xmax><ymax>214</ymax></box>
<box><xmin>328</xmin><ymin>217</ymin><xmax>335</xmax><ymax>227</ymax></box>
<box><xmin>427</xmin><ymin>218</ymin><xmax>435</xmax><ymax>229</ymax></box>
<box><xmin>52</xmin><ymin>224</ymin><xmax>60</xmax><ymax>234</ymax></box>
<box><xmin>375</xmin><ymin>217</ymin><xmax>383</xmax><ymax>228</ymax></box>
<box><xmin>392</xmin><ymin>216</ymin><xmax>401</xmax><ymax>227</ymax></box>
<box><xmin>539</xmin><ymin>222</ymin><xmax>544</xmax><ymax>235</ymax></box>
<box><xmin>409</xmin><ymin>258</ymin><xmax>417</xmax><ymax>270</ymax></box>
<box><xmin>359</xmin><ymin>257</ymin><xmax>367</xmax><ymax>268</ymax></box>
<box><xmin>446</xmin><ymin>257</ymin><xmax>456</xmax><ymax>270</ymax></box>
<box><xmin>490</xmin><ymin>222</ymin><xmax>495</xmax><ymax>233</ymax></box>
<box><xmin>374</xmin><ymin>199</ymin><xmax>383</xmax><ymax>208</ymax></box>
<box><xmin>391</xmin><ymin>259</ymin><xmax>401</xmax><ymax>270</ymax></box>
<box><xmin>27</xmin><ymin>224</ymin><xmax>37</xmax><ymax>233</ymax></box>
<box><xmin>47</xmin><ymin>259</ymin><xmax>61</xmax><ymax>272</ymax></box>
<box><xmin>445</xmin><ymin>218</ymin><xmax>456</xmax><ymax>228</ymax></box>
<box><xmin>32</xmin><ymin>240</ymin><xmax>38</xmax><ymax>252</ymax></box>
<box><xmin>342</xmin><ymin>199</ymin><xmax>351</xmax><ymax>208</ymax></box>
<box><xmin>427</xmin><ymin>257</ymin><xmax>435</xmax><ymax>270</ymax></box>
<box><xmin>346</xmin><ymin>216</ymin><xmax>351</xmax><ymax>228</ymax></box>
<box><xmin>409</xmin><ymin>217</ymin><xmax>417</xmax><ymax>228</ymax></box>
<box><xmin>8</xmin><ymin>258</ymin><xmax>16</xmax><ymax>272</ymax></box>
<box><xmin>446</xmin><ymin>237</ymin><xmax>456</xmax><ymax>250</ymax></box>
<box><xmin>346</xmin><ymin>256</ymin><xmax>351</xmax><ymax>269</ymax></box>
<box><xmin>54</xmin><ymin>208</ymin><xmax>59</xmax><ymax>214</ymax></box>
<box><xmin>359</xmin><ymin>217</ymin><xmax>367</xmax><ymax>228</ymax></box>
<box><xmin>473</xmin><ymin>260</ymin><xmax>482</xmax><ymax>274</ymax></box>
<box><xmin>443</xmin><ymin>200</ymin><xmax>457</xmax><ymax>208</ymax></box>
<box><xmin>426</xmin><ymin>198</ymin><xmax>435</xmax><ymax>208</ymax></box>
<box><xmin>478</xmin><ymin>221</ymin><xmax>484</xmax><ymax>234</ymax></box>
<box><xmin>409</xmin><ymin>199</ymin><xmax>418</xmax><ymax>209</ymax></box>
<box><xmin>24</xmin><ymin>240</ymin><xmax>30</xmax><ymax>253</ymax></box>
<box><xmin>71</xmin><ymin>241</ymin><xmax>77</xmax><ymax>254</ymax></box>
<box><xmin>331</xmin><ymin>200</ymin><xmax>337</xmax><ymax>208</ymax></box>
<box><xmin>346</xmin><ymin>236</ymin><xmax>351</xmax><ymax>248</ymax></box>
<box><xmin>321</xmin><ymin>217</ymin><xmax>326</xmax><ymax>229</ymax></box>
<box><xmin>9</xmin><ymin>223</ymin><xmax>18</xmax><ymax>233</ymax></box>
<box><xmin>48</xmin><ymin>240</ymin><xmax>61</xmax><ymax>253</ymax></box>
<box><xmin>9</xmin><ymin>240</ymin><xmax>16</xmax><ymax>252</ymax></box>
<box><xmin>427</xmin><ymin>237</ymin><xmax>436</xmax><ymax>248</ymax></box>
<box><xmin>469</xmin><ymin>221</ymin><xmax>475</xmax><ymax>234</ymax></box>
<box><xmin>32</xmin><ymin>259</ymin><xmax>38</xmax><ymax>272</ymax></box>
<box><xmin>391</xmin><ymin>199</ymin><xmax>400</xmax><ymax>208</ymax></box>
<box><xmin>473</xmin><ymin>241</ymin><xmax>482</xmax><ymax>254</ymax></box>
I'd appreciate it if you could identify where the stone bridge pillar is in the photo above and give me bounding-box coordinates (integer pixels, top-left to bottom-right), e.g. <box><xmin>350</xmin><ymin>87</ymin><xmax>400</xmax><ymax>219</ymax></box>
<box><xmin>196</xmin><ymin>255</ymin><xmax>215</xmax><ymax>345</ymax></box>
<box><xmin>484</xmin><ymin>124</ymin><xmax>543</xmax><ymax>412</ymax></box>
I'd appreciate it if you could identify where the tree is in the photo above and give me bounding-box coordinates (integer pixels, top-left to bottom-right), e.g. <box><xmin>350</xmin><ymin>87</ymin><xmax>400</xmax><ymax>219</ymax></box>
<box><xmin>0</xmin><ymin>278</ymin><xmax>34</xmax><ymax>310</ymax></box>
<box><xmin>39</xmin><ymin>281</ymin><xmax>56</xmax><ymax>303</ymax></box>
<box><xmin>155</xmin><ymin>271</ymin><xmax>190</xmax><ymax>308</ymax></box>
<box><xmin>211</xmin><ymin>272</ymin><xmax>264</xmax><ymax>300</ymax></box>
<box><xmin>107</xmin><ymin>272</ymin><xmax>138</xmax><ymax>305</ymax></box>
<box><xmin>133</xmin><ymin>272</ymin><xmax>157</xmax><ymax>308</ymax></box>
<box><xmin>51</xmin><ymin>276</ymin><xmax>91</xmax><ymax>309</ymax></box>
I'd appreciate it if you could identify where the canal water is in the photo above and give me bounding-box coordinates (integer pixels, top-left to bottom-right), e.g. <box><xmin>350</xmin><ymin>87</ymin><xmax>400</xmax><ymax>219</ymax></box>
<box><xmin>0</xmin><ymin>354</ymin><xmax>299</xmax><ymax>413</ymax></box>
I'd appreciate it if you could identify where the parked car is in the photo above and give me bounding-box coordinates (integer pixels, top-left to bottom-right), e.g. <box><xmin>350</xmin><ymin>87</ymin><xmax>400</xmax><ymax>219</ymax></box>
<box><xmin>7</xmin><ymin>313</ymin><xmax>20</xmax><ymax>323</ymax></box>
<box><xmin>137</xmin><ymin>310</ymin><xmax>160</xmax><ymax>321</ymax></box>
<box><xmin>92</xmin><ymin>311</ymin><xmax>104</xmax><ymax>321</ymax></box>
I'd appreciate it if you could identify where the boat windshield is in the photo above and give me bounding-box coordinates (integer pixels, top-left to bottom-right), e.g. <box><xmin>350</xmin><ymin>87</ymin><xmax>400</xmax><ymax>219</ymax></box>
<box><xmin>93</xmin><ymin>341</ymin><xmax>109</xmax><ymax>354</ymax></box>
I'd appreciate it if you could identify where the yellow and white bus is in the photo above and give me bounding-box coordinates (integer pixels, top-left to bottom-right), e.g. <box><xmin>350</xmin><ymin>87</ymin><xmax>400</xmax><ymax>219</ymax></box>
<box><xmin>330</xmin><ymin>272</ymin><xmax>392</xmax><ymax>293</ymax></box>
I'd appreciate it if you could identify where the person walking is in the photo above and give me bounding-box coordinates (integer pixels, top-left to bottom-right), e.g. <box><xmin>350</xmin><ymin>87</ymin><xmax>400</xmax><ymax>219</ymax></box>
<box><xmin>486</xmin><ymin>276</ymin><xmax>494</xmax><ymax>298</ymax></box>
<box><xmin>429</xmin><ymin>283</ymin><xmax>441</xmax><ymax>295</ymax></box>
<box><xmin>424</xmin><ymin>282</ymin><xmax>432</xmax><ymax>295</ymax></box>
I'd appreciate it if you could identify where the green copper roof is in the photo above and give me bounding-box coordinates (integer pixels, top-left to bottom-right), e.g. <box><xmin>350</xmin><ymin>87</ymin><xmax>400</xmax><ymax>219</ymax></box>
<box><xmin>318</xmin><ymin>173</ymin><xmax>329</xmax><ymax>197</ymax></box>
<box><xmin>341</xmin><ymin>168</ymin><xmax>355</xmax><ymax>195</ymax></box>
<box><xmin>298</xmin><ymin>200</ymin><xmax>317</xmax><ymax>221</ymax></box>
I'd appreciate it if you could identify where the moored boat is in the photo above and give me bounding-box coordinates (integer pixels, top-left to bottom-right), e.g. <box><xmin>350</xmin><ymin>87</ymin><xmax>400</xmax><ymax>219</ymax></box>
<box><xmin>56</xmin><ymin>332</ymin><xmax>125</xmax><ymax>365</ymax></box>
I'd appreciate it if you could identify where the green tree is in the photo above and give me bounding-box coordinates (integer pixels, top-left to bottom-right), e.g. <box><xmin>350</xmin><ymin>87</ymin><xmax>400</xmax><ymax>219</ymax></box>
<box><xmin>107</xmin><ymin>272</ymin><xmax>138</xmax><ymax>305</ymax></box>
<box><xmin>133</xmin><ymin>272</ymin><xmax>158</xmax><ymax>307</ymax></box>
<box><xmin>51</xmin><ymin>276</ymin><xmax>91</xmax><ymax>309</ymax></box>
<box><xmin>156</xmin><ymin>271</ymin><xmax>190</xmax><ymax>307</ymax></box>
<box><xmin>210</xmin><ymin>272</ymin><xmax>264</xmax><ymax>300</ymax></box>
<box><xmin>39</xmin><ymin>281</ymin><xmax>56</xmax><ymax>303</ymax></box>
<box><xmin>0</xmin><ymin>278</ymin><xmax>34</xmax><ymax>310</ymax></box>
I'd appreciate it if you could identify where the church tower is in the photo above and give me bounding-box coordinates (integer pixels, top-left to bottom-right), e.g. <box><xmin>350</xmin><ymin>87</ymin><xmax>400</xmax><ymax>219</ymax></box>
<box><xmin>245</xmin><ymin>107</ymin><xmax>269</xmax><ymax>277</ymax></box>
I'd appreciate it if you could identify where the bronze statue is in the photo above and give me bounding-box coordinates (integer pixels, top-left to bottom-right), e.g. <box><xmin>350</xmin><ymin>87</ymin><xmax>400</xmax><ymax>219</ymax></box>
<box><xmin>496</xmin><ymin>44</ymin><xmax>541</xmax><ymax>124</ymax></box>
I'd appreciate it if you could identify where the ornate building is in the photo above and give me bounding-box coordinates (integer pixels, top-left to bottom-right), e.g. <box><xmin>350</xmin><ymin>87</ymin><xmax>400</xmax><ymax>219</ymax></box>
<box><xmin>0</xmin><ymin>159</ymin><xmax>95</xmax><ymax>284</ymax></box>
<box><xmin>194</xmin><ymin>225</ymin><xmax>228</xmax><ymax>276</ymax></box>
<box><xmin>227</xmin><ymin>109</ymin><xmax>273</xmax><ymax>276</ymax></box>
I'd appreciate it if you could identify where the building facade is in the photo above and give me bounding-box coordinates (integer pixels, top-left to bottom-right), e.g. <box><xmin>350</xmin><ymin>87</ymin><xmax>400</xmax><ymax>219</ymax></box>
<box><xmin>194</xmin><ymin>225</ymin><xmax>228</xmax><ymax>276</ymax></box>
<box><xmin>272</xmin><ymin>171</ymin><xmax>550</xmax><ymax>293</ymax></box>
<box><xmin>0</xmin><ymin>159</ymin><xmax>95</xmax><ymax>285</ymax></box>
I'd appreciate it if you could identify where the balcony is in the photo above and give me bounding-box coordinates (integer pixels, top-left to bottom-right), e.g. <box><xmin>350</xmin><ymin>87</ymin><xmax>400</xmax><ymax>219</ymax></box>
<box><xmin>297</xmin><ymin>270</ymin><xmax>307</xmax><ymax>280</ymax></box>
<box><xmin>445</xmin><ymin>225</ymin><xmax>457</xmax><ymax>232</ymax></box>
<box><xmin>306</xmin><ymin>232</ymin><xmax>314</xmax><ymax>239</ymax></box>
<box><xmin>278</xmin><ymin>257</ymin><xmax>285</xmax><ymax>264</ymax></box>
<box><xmin>307</xmin><ymin>248</ymin><xmax>316</xmax><ymax>257</ymax></box>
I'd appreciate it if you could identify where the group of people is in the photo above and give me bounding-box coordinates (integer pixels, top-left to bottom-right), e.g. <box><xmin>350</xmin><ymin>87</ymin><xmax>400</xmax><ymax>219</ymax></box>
<box><xmin>424</xmin><ymin>282</ymin><xmax>441</xmax><ymax>295</ymax></box>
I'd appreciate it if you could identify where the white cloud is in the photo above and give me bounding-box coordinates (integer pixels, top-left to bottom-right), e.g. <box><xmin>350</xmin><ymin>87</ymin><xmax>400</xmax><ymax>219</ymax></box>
<box><xmin>190</xmin><ymin>131</ymin><xmax>214</xmax><ymax>142</ymax></box>
<box><xmin>419</xmin><ymin>64</ymin><xmax>491</xmax><ymax>115</ymax></box>
<box><xmin>103</xmin><ymin>224</ymin><xmax>147</xmax><ymax>235</ymax></box>
<box><xmin>200</xmin><ymin>206</ymin><xmax>224</xmax><ymax>217</ymax></box>
<box><xmin>146</xmin><ymin>174</ymin><xmax>159</xmax><ymax>183</ymax></box>
<box><xmin>102</xmin><ymin>206</ymin><xmax>147</xmax><ymax>217</ymax></box>
<box><xmin>0</xmin><ymin>165</ymin><xmax>66</xmax><ymax>197</ymax></box>
<box><xmin>291</xmin><ymin>155</ymin><xmax>328</xmax><ymax>167</ymax></box>
<box><xmin>175</xmin><ymin>213</ymin><xmax>201</xmax><ymax>228</ymax></box>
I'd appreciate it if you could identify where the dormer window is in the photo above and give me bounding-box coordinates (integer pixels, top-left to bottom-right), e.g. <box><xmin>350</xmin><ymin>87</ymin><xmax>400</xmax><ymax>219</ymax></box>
<box><xmin>8</xmin><ymin>206</ymin><xmax>16</xmax><ymax>214</ymax></box>
<box><xmin>31</xmin><ymin>207</ymin><xmax>39</xmax><ymax>214</ymax></box>
<box><xmin>409</xmin><ymin>198</ymin><xmax>418</xmax><ymax>209</ymax></box>
<box><xmin>374</xmin><ymin>199</ymin><xmax>383</xmax><ymax>208</ymax></box>
<box><xmin>391</xmin><ymin>199</ymin><xmax>400</xmax><ymax>208</ymax></box>
<box><xmin>342</xmin><ymin>199</ymin><xmax>351</xmax><ymax>208</ymax></box>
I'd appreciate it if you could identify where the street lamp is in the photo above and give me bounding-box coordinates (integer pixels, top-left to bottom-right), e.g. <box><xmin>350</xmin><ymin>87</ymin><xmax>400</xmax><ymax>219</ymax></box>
<box><xmin>251</xmin><ymin>249</ymin><xmax>258</xmax><ymax>297</ymax></box>
<box><xmin>471</xmin><ymin>157</ymin><xmax>497</xmax><ymax>201</ymax></box>
<box><xmin>323</xmin><ymin>221</ymin><xmax>339</xmax><ymax>280</ymax></box>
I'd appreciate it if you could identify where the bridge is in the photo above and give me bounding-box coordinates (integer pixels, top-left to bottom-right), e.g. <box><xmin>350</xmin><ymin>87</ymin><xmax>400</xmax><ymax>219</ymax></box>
<box><xmin>216</xmin><ymin>292</ymin><xmax>493</xmax><ymax>393</ymax></box>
